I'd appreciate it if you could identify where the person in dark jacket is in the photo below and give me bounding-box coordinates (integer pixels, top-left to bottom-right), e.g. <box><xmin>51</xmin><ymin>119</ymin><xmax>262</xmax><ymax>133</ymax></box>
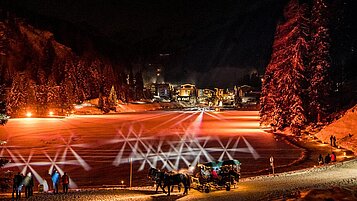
<box><xmin>333</xmin><ymin>136</ymin><xmax>337</xmax><ymax>147</ymax></box>
<box><xmin>325</xmin><ymin>153</ymin><xmax>331</xmax><ymax>164</ymax></box>
<box><xmin>61</xmin><ymin>172</ymin><xmax>70</xmax><ymax>193</ymax></box>
<box><xmin>12</xmin><ymin>172</ymin><xmax>23</xmax><ymax>200</ymax></box>
<box><xmin>318</xmin><ymin>154</ymin><xmax>324</xmax><ymax>165</ymax></box>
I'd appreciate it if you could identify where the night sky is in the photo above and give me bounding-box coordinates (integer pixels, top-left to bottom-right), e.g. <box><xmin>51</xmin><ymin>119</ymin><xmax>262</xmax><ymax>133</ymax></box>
<box><xmin>3</xmin><ymin>0</ymin><xmax>355</xmax><ymax>88</ymax></box>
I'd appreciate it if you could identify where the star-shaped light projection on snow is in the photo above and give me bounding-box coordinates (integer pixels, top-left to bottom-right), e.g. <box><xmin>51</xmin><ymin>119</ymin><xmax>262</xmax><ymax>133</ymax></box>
<box><xmin>109</xmin><ymin>111</ymin><xmax>260</xmax><ymax>172</ymax></box>
<box><xmin>3</xmin><ymin>150</ymin><xmax>80</xmax><ymax>188</ymax></box>
<box><xmin>58</xmin><ymin>134</ymin><xmax>92</xmax><ymax>171</ymax></box>
<box><xmin>0</xmin><ymin>137</ymin><xmax>22</xmax><ymax>165</ymax></box>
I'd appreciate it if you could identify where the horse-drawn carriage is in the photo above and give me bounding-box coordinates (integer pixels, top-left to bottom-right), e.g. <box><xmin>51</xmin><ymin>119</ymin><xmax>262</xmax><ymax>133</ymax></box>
<box><xmin>147</xmin><ymin>159</ymin><xmax>241</xmax><ymax>195</ymax></box>
<box><xmin>191</xmin><ymin>159</ymin><xmax>241</xmax><ymax>193</ymax></box>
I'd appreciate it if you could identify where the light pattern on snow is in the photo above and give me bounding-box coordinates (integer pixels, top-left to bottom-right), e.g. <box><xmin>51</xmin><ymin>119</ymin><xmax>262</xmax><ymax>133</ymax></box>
<box><xmin>108</xmin><ymin>111</ymin><xmax>260</xmax><ymax>171</ymax></box>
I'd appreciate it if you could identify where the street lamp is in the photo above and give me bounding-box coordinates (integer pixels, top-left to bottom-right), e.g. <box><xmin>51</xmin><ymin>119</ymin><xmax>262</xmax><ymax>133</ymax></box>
<box><xmin>26</xmin><ymin>112</ymin><xmax>32</xmax><ymax>118</ymax></box>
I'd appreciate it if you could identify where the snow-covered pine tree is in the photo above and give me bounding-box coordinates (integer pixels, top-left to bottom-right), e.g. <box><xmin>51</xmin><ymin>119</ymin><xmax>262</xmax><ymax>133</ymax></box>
<box><xmin>75</xmin><ymin>59</ymin><xmax>91</xmax><ymax>102</ymax></box>
<box><xmin>308</xmin><ymin>0</ymin><xmax>332</xmax><ymax>122</ymax></box>
<box><xmin>108</xmin><ymin>85</ymin><xmax>117</xmax><ymax>108</ymax></box>
<box><xmin>6</xmin><ymin>72</ymin><xmax>32</xmax><ymax>116</ymax></box>
<box><xmin>128</xmin><ymin>68</ymin><xmax>135</xmax><ymax>101</ymax></box>
<box><xmin>260</xmin><ymin>0</ymin><xmax>309</xmax><ymax>133</ymax></box>
<box><xmin>101</xmin><ymin>62</ymin><xmax>115</xmax><ymax>97</ymax></box>
<box><xmin>0</xmin><ymin>21</ymin><xmax>8</xmax><ymax>57</ymax></box>
<box><xmin>35</xmin><ymin>68</ymin><xmax>48</xmax><ymax>115</ymax></box>
<box><xmin>46</xmin><ymin>75</ymin><xmax>60</xmax><ymax>111</ymax></box>
<box><xmin>118</xmin><ymin>72</ymin><xmax>129</xmax><ymax>102</ymax></box>
<box><xmin>88</xmin><ymin>58</ymin><xmax>102</xmax><ymax>98</ymax></box>
<box><xmin>59</xmin><ymin>59</ymin><xmax>76</xmax><ymax>113</ymax></box>
<box><xmin>134</xmin><ymin>71</ymin><xmax>144</xmax><ymax>100</ymax></box>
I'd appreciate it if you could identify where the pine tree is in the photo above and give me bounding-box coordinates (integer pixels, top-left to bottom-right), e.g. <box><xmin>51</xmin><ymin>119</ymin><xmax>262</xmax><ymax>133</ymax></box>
<box><xmin>260</xmin><ymin>0</ymin><xmax>309</xmax><ymax>133</ymax></box>
<box><xmin>134</xmin><ymin>71</ymin><xmax>144</xmax><ymax>100</ymax></box>
<box><xmin>35</xmin><ymin>68</ymin><xmax>48</xmax><ymax>115</ymax></box>
<box><xmin>128</xmin><ymin>68</ymin><xmax>135</xmax><ymax>101</ymax></box>
<box><xmin>88</xmin><ymin>59</ymin><xmax>102</xmax><ymax>98</ymax></box>
<box><xmin>108</xmin><ymin>85</ymin><xmax>117</xmax><ymax>108</ymax></box>
<box><xmin>0</xmin><ymin>21</ymin><xmax>8</xmax><ymax>57</ymax></box>
<box><xmin>75</xmin><ymin>59</ymin><xmax>91</xmax><ymax>102</ymax></box>
<box><xmin>59</xmin><ymin>59</ymin><xmax>76</xmax><ymax>113</ymax></box>
<box><xmin>308</xmin><ymin>0</ymin><xmax>332</xmax><ymax>122</ymax></box>
<box><xmin>6</xmin><ymin>72</ymin><xmax>32</xmax><ymax>116</ymax></box>
<box><xmin>46</xmin><ymin>75</ymin><xmax>60</xmax><ymax>110</ymax></box>
<box><xmin>118</xmin><ymin>72</ymin><xmax>129</xmax><ymax>102</ymax></box>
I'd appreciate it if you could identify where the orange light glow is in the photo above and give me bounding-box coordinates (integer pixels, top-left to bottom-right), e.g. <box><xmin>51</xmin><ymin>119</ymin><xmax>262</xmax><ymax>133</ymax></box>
<box><xmin>49</xmin><ymin>111</ymin><xmax>54</xmax><ymax>116</ymax></box>
<box><xmin>26</xmin><ymin>112</ymin><xmax>32</xmax><ymax>118</ymax></box>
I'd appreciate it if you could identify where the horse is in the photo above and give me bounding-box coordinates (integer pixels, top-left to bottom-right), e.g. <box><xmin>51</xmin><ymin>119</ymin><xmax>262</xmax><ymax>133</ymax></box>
<box><xmin>148</xmin><ymin>168</ymin><xmax>182</xmax><ymax>194</ymax></box>
<box><xmin>163</xmin><ymin>172</ymin><xmax>190</xmax><ymax>196</ymax></box>
<box><xmin>148</xmin><ymin>168</ymin><xmax>167</xmax><ymax>193</ymax></box>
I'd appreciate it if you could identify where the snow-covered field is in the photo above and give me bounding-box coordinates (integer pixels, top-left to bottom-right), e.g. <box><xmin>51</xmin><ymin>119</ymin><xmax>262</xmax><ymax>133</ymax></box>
<box><xmin>0</xmin><ymin>111</ymin><xmax>302</xmax><ymax>189</ymax></box>
<box><xmin>0</xmin><ymin>109</ymin><xmax>357</xmax><ymax>201</ymax></box>
<box><xmin>1</xmin><ymin>159</ymin><xmax>356</xmax><ymax>200</ymax></box>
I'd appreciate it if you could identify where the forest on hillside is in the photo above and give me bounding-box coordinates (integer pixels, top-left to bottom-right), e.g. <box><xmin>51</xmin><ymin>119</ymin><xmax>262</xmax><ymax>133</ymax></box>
<box><xmin>0</xmin><ymin>11</ymin><xmax>146</xmax><ymax>117</ymax></box>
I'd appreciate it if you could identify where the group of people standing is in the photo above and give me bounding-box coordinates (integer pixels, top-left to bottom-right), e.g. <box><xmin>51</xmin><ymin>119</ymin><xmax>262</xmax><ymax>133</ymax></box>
<box><xmin>12</xmin><ymin>170</ymin><xmax>70</xmax><ymax>200</ymax></box>
<box><xmin>51</xmin><ymin>170</ymin><xmax>70</xmax><ymax>194</ymax></box>
<box><xmin>12</xmin><ymin>172</ymin><xmax>34</xmax><ymax>200</ymax></box>
<box><xmin>318</xmin><ymin>152</ymin><xmax>336</xmax><ymax>165</ymax></box>
<box><xmin>330</xmin><ymin>135</ymin><xmax>337</xmax><ymax>147</ymax></box>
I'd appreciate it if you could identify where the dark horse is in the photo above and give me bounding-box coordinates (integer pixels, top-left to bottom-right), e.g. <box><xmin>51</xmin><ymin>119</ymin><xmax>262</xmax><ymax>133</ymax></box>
<box><xmin>148</xmin><ymin>168</ymin><xmax>167</xmax><ymax>193</ymax></box>
<box><xmin>163</xmin><ymin>172</ymin><xmax>190</xmax><ymax>196</ymax></box>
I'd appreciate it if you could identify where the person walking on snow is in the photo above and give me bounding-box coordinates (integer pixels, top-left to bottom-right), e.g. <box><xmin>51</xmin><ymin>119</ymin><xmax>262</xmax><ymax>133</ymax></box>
<box><xmin>333</xmin><ymin>136</ymin><xmax>337</xmax><ymax>147</ymax></box>
<box><xmin>330</xmin><ymin>135</ymin><xmax>333</xmax><ymax>146</ymax></box>
<box><xmin>61</xmin><ymin>172</ymin><xmax>70</xmax><ymax>193</ymax></box>
<box><xmin>51</xmin><ymin>169</ymin><xmax>60</xmax><ymax>194</ymax></box>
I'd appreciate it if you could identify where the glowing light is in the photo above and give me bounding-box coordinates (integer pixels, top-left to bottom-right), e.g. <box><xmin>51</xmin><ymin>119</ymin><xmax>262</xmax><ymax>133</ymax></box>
<box><xmin>107</xmin><ymin>112</ymin><xmax>260</xmax><ymax>172</ymax></box>
<box><xmin>26</xmin><ymin>112</ymin><xmax>32</xmax><ymax>117</ymax></box>
<box><xmin>121</xmin><ymin>180</ymin><xmax>124</xmax><ymax>185</ymax></box>
<box><xmin>49</xmin><ymin>111</ymin><xmax>54</xmax><ymax>116</ymax></box>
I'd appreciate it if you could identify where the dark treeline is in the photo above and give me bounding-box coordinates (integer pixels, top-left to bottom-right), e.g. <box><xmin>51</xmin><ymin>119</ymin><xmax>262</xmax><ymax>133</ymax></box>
<box><xmin>0</xmin><ymin>9</ymin><xmax>147</xmax><ymax>116</ymax></box>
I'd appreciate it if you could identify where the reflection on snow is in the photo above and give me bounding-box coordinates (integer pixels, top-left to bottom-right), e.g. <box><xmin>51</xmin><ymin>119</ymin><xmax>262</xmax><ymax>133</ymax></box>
<box><xmin>109</xmin><ymin>111</ymin><xmax>260</xmax><ymax>171</ymax></box>
<box><xmin>1</xmin><ymin>111</ymin><xmax>261</xmax><ymax>186</ymax></box>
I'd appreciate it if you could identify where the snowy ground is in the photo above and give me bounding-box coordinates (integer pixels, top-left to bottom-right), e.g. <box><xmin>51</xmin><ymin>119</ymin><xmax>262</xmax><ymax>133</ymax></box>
<box><xmin>1</xmin><ymin>159</ymin><xmax>356</xmax><ymax>200</ymax></box>
<box><xmin>0</xmin><ymin>111</ymin><xmax>302</xmax><ymax>189</ymax></box>
<box><xmin>1</xmin><ymin>110</ymin><xmax>357</xmax><ymax>200</ymax></box>
<box><xmin>315</xmin><ymin>104</ymin><xmax>357</xmax><ymax>154</ymax></box>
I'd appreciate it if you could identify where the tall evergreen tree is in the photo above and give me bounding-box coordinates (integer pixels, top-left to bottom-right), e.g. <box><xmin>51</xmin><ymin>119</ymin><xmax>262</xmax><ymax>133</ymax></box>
<box><xmin>59</xmin><ymin>59</ymin><xmax>76</xmax><ymax>112</ymax></box>
<box><xmin>260</xmin><ymin>0</ymin><xmax>309</xmax><ymax>133</ymax></box>
<box><xmin>6</xmin><ymin>72</ymin><xmax>35</xmax><ymax>116</ymax></box>
<box><xmin>35</xmin><ymin>68</ymin><xmax>48</xmax><ymax>115</ymax></box>
<box><xmin>46</xmin><ymin>75</ymin><xmax>60</xmax><ymax>110</ymax></box>
<box><xmin>134</xmin><ymin>71</ymin><xmax>144</xmax><ymax>100</ymax></box>
<box><xmin>75</xmin><ymin>59</ymin><xmax>91</xmax><ymax>102</ymax></box>
<box><xmin>108</xmin><ymin>85</ymin><xmax>117</xmax><ymax>108</ymax></box>
<box><xmin>308</xmin><ymin>0</ymin><xmax>332</xmax><ymax>122</ymax></box>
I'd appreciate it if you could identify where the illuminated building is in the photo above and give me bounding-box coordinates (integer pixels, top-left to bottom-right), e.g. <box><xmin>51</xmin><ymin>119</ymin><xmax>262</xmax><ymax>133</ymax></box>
<box><xmin>177</xmin><ymin>84</ymin><xmax>197</xmax><ymax>104</ymax></box>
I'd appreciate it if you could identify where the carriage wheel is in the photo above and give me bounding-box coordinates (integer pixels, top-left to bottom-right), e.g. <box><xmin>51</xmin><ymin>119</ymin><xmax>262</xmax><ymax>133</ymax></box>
<box><xmin>226</xmin><ymin>184</ymin><xmax>231</xmax><ymax>191</ymax></box>
<box><xmin>204</xmin><ymin>186</ymin><xmax>210</xmax><ymax>193</ymax></box>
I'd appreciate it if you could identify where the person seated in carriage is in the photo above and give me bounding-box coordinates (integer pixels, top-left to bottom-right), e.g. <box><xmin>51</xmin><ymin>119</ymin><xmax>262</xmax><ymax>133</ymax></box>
<box><xmin>211</xmin><ymin>168</ymin><xmax>219</xmax><ymax>180</ymax></box>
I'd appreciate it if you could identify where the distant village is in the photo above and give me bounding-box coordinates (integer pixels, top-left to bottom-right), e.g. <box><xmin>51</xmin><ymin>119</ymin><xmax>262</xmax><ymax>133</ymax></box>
<box><xmin>142</xmin><ymin>67</ymin><xmax>261</xmax><ymax>110</ymax></box>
